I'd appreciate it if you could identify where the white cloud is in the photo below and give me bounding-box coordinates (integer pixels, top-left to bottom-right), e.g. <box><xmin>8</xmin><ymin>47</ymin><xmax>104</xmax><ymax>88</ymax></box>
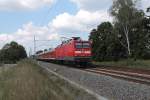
<box><xmin>71</xmin><ymin>0</ymin><xmax>112</xmax><ymax>12</ymax></box>
<box><xmin>71</xmin><ymin>0</ymin><xmax>150</xmax><ymax>12</ymax></box>
<box><xmin>0</xmin><ymin>0</ymin><xmax>113</xmax><ymax>54</ymax></box>
<box><xmin>0</xmin><ymin>0</ymin><xmax>148</xmax><ymax>54</ymax></box>
<box><xmin>49</xmin><ymin>10</ymin><xmax>112</xmax><ymax>33</ymax></box>
<box><xmin>0</xmin><ymin>0</ymin><xmax>56</xmax><ymax>11</ymax></box>
<box><xmin>0</xmin><ymin>22</ymin><xmax>60</xmax><ymax>54</ymax></box>
<box><xmin>0</xmin><ymin>9</ymin><xmax>111</xmax><ymax>54</ymax></box>
<box><xmin>0</xmin><ymin>8</ymin><xmax>112</xmax><ymax>54</ymax></box>
<box><xmin>141</xmin><ymin>0</ymin><xmax>150</xmax><ymax>11</ymax></box>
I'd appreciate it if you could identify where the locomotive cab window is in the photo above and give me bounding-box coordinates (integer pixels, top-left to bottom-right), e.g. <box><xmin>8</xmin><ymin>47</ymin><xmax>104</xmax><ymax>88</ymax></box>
<box><xmin>83</xmin><ymin>43</ymin><xmax>90</xmax><ymax>48</ymax></box>
<box><xmin>75</xmin><ymin>42</ymin><xmax>90</xmax><ymax>48</ymax></box>
<box><xmin>75</xmin><ymin>43</ymin><xmax>82</xmax><ymax>48</ymax></box>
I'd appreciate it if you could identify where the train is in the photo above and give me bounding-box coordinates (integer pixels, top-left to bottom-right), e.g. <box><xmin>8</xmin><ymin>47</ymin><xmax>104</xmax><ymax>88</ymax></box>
<box><xmin>36</xmin><ymin>37</ymin><xmax>92</xmax><ymax>65</ymax></box>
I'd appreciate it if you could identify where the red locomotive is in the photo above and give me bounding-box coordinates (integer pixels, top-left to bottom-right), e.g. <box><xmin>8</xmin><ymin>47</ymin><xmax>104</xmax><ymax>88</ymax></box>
<box><xmin>36</xmin><ymin>37</ymin><xmax>92</xmax><ymax>65</ymax></box>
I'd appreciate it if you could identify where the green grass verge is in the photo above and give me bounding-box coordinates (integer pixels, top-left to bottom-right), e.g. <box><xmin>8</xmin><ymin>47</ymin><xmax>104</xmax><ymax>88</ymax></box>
<box><xmin>94</xmin><ymin>59</ymin><xmax>150</xmax><ymax>70</ymax></box>
<box><xmin>0</xmin><ymin>60</ymin><xmax>97</xmax><ymax>100</ymax></box>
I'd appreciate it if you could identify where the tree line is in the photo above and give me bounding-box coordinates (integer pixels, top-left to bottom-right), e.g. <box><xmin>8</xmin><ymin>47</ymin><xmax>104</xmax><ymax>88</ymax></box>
<box><xmin>89</xmin><ymin>0</ymin><xmax>150</xmax><ymax>61</ymax></box>
<box><xmin>0</xmin><ymin>41</ymin><xmax>27</xmax><ymax>64</ymax></box>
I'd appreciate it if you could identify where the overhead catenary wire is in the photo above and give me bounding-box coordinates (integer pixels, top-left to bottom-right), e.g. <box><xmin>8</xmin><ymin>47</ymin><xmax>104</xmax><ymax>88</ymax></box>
<box><xmin>33</xmin><ymin>4</ymin><xmax>55</xmax><ymax>55</ymax></box>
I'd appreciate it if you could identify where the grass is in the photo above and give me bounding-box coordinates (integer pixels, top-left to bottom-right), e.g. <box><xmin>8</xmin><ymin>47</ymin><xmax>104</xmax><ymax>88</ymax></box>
<box><xmin>0</xmin><ymin>60</ymin><xmax>97</xmax><ymax>100</ymax></box>
<box><xmin>0</xmin><ymin>63</ymin><xmax>3</xmax><ymax>67</ymax></box>
<box><xmin>94</xmin><ymin>59</ymin><xmax>150</xmax><ymax>70</ymax></box>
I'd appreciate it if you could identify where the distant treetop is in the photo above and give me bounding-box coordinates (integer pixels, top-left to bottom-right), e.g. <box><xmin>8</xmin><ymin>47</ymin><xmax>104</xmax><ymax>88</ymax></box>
<box><xmin>0</xmin><ymin>41</ymin><xmax>27</xmax><ymax>64</ymax></box>
<box><xmin>147</xmin><ymin>7</ymin><xmax>150</xmax><ymax>12</ymax></box>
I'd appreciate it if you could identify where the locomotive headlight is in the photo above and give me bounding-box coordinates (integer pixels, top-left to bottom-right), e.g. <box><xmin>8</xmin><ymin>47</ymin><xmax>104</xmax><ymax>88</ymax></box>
<box><xmin>75</xmin><ymin>51</ymin><xmax>82</xmax><ymax>53</ymax></box>
<box><xmin>84</xmin><ymin>51</ymin><xmax>91</xmax><ymax>54</ymax></box>
<box><xmin>75</xmin><ymin>51</ymin><xmax>91</xmax><ymax>54</ymax></box>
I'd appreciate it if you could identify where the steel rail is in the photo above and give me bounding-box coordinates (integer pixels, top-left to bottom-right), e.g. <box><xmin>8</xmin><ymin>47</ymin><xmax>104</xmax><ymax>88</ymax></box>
<box><xmin>83</xmin><ymin>68</ymin><xmax>150</xmax><ymax>85</ymax></box>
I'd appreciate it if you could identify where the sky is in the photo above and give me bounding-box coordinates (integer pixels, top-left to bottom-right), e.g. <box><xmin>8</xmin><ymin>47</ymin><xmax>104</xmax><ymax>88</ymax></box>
<box><xmin>0</xmin><ymin>0</ymin><xmax>149</xmax><ymax>55</ymax></box>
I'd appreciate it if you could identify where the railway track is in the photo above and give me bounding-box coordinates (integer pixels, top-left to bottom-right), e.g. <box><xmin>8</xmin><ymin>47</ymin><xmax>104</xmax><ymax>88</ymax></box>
<box><xmin>83</xmin><ymin>67</ymin><xmax>150</xmax><ymax>85</ymax></box>
<box><xmin>38</xmin><ymin>60</ymin><xmax>150</xmax><ymax>85</ymax></box>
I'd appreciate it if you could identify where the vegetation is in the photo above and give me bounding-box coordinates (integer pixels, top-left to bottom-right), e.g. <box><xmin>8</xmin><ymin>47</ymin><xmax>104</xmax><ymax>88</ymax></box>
<box><xmin>94</xmin><ymin>59</ymin><xmax>150</xmax><ymax>70</ymax></box>
<box><xmin>89</xmin><ymin>0</ymin><xmax>150</xmax><ymax>61</ymax></box>
<box><xmin>0</xmin><ymin>60</ymin><xmax>97</xmax><ymax>100</ymax></box>
<box><xmin>0</xmin><ymin>41</ymin><xmax>27</xmax><ymax>64</ymax></box>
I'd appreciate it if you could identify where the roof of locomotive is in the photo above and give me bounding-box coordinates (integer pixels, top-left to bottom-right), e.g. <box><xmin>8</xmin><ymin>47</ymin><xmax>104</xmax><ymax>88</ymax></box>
<box><xmin>56</xmin><ymin>37</ymin><xmax>91</xmax><ymax>49</ymax></box>
<box><xmin>56</xmin><ymin>37</ymin><xmax>82</xmax><ymax>48</ymax></box>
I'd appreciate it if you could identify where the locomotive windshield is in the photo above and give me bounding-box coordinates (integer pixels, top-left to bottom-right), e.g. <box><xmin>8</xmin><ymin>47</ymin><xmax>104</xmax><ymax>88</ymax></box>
<box><xmin>75</xmin><ymin>42</ymin><xmax>90</xmax><ymax>48</ymax></box>
<box><xmin>75</xmin><ymin>43</ymin><xmax>82</xmax><ymax>48</ymax></box>
<box><xmin>82</xmin><ymin>43</ymin><xmax>90</xmax><ymax>48</ymax></box>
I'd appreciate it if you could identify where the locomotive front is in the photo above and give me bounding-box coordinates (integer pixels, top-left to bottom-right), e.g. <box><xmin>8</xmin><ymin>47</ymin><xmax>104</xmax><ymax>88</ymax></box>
<box><xmin>73</xmin><ymin>37</ymin><xmax>92</xmax><ymax>64</ymax></box>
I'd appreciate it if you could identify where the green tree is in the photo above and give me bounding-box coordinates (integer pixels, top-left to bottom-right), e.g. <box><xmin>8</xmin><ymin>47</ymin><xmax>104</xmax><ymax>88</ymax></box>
<box><xmin>110</xmin><ymin>0</ymin><xmax>149</xmax><ymax>59</ymax></box>
<box><xmin>89</xmin><ymin>22</ymin><xmax>126</xmax><ymax>61</ymax></box>
<box><xmin>147</xmin><ymin>7</ymin><xmax>150</xmax><ymax>12</ymax></box>
<box><xmin>0</xmin><ymin>41</ymin><xmax>27</xmax><ymax>63</ymax></box>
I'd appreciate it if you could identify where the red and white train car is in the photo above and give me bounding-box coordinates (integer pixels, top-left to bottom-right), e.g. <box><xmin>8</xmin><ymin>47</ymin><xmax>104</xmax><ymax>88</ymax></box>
<box><xmin>37</xmin><ymin>37</ymin><xmax>92</xmax><ymax>64</ymax></box>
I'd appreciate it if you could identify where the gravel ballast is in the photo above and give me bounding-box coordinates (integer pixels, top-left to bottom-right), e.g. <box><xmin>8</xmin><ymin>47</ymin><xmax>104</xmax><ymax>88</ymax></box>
<box><xmin>38</xmin><ymin>61</ymin><xmax>150</xmax><ymax>100</ymax></box>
